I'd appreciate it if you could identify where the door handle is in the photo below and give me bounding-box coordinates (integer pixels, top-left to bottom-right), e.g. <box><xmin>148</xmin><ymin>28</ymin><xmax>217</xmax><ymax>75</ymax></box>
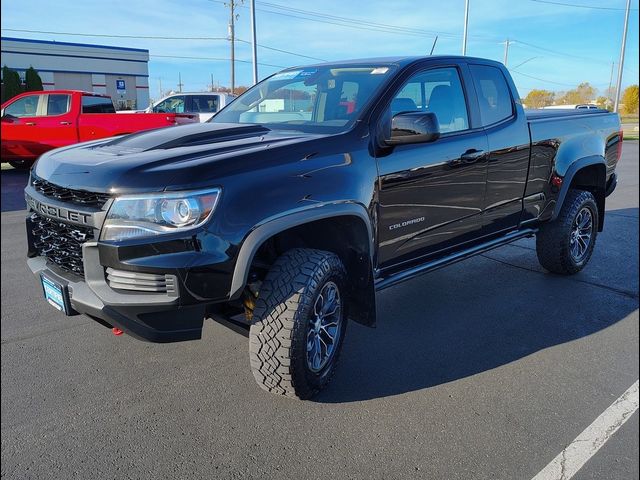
<box><xmin>460</xmin><ymin>149</ymin><xmax>485</xmax><ymax>163</ymax></box>
<box><xmin>25</xmin><ymin>122</ymin><xmax>37</xmax><ymax>126</ymax></box>
<box><xmin>59</xmin><ymin>121</ymin><xmax>71</xmax><ymax>125</ymax></box>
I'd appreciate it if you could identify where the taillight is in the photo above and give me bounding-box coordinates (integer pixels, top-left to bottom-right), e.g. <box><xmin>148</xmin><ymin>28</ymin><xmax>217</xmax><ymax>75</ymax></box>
<box><xmin>617</xmin><ymin>131</ymin><xmax>624</xmax><ymax>162</ymax></box>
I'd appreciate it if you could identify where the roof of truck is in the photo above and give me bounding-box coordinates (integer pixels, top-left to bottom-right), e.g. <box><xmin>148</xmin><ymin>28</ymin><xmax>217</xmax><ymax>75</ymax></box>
<box><xmin>285</xmin><ymin>55</ymin><xmax>502</xmax><ymax>69</ymax></box>
<box><xmin>12</xmin><ymin>90</ymin><xmax>109</xmax><ymax>97</ymax></box>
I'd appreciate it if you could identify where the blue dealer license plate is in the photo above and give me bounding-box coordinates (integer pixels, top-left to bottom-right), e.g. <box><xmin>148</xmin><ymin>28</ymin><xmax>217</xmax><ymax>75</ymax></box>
<box><xmin>41</xmin><ymin>275</ymin><xmax>70</xmax><ymax>315</ymax></box>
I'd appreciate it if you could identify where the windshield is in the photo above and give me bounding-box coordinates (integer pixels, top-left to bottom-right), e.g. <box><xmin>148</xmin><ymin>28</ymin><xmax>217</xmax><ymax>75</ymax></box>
<box><xmin>210</xmin><ymin>65</ymin><xmax>396</xmax><ymax>133</ymax></box>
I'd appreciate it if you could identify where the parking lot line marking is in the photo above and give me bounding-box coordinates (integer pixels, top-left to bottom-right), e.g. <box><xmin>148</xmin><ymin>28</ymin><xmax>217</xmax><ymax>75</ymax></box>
<box><xmin>531</xmin><ymin>380</ymin><xmax>639</xmax><ymax>480</ymax></box>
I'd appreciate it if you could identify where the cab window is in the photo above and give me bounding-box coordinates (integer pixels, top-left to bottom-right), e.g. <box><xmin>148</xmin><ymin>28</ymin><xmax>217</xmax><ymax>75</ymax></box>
<box><xmin>82</xmin><ymin>96</ymin><xmax>116</xmax><ymax>113</ymax></box>
<box><xmin>469</xmin><ymin>64</ymin><xmax>514</xmax><ymax>126</ymax></box>
<box><xmin>390</xmin><ymin>67</ymin><xmax>469</xmax><ymax>134</ymax></box>
<box><xmin>153</xmin><ymin>96</ymin><xmax>185</xmax><ymax>113</ymax></box>
<box><xmin>46</xmin><ymin>94</ymin><xmax>71</xmax><ymax>116</ymax></box>
<box><xmin>191</xmin><ymin>95</ymin><xmax>219</xmax><ymax>113</ymax></box>
<box><xmin>3</xmin><ymin>95</ymin><xmax>42</xmax><ymax>117</ymax></box>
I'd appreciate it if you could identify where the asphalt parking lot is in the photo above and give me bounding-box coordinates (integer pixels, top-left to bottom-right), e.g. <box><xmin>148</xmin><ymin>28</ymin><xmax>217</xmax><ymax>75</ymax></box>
<box><xmin>1</xmin><ymin>143</ymin><xmax>638</xmax><ymax>480</ymax></box>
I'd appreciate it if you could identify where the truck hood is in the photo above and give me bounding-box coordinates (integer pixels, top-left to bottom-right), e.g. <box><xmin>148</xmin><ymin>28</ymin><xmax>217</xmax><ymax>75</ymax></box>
<box><xmin>34</xmin><ymin>123</ymin><xmax>328</xmax><ymax>193</ymax></box>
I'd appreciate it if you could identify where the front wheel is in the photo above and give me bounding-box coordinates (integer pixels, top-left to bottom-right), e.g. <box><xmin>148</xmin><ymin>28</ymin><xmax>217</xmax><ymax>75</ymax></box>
<box><xmin>249</xmin><ymin>248</ymin><xmax>347</xmax><ymax>399</ymax></box>
<box><xmin>536</xmin><ymin>189</ymin><xmax>599</xmax><ymax>275</ymax></box>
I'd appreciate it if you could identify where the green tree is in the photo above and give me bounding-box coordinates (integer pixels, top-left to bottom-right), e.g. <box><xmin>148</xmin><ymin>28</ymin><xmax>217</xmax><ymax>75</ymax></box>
<box><xmin>1</xmin><ymin>65</ymin><xmax>23</xmax><ymax>103</ymax></box>
<box><xmin>24</xmin><ymin>66</ymin><xmax>43</xmax><ymax>92</ymax></box>
<box><xmin>596</xmin><ymin>96</ymin><xmax>612</xmax><ymax>111</ymax></box>
<box><xmin>524</xmin><ymin>89</ymin><xmax>555</xmax><ymax>108</ymax></box>
<box><xmin>621</xmin><ymin>85</ymin><xmax>639</xmax><ymax>115</ymax></box>
<box><xmin>557</xmin><ymin>82</ymin><xmax>597</xmax><ymax>105</ymax></box>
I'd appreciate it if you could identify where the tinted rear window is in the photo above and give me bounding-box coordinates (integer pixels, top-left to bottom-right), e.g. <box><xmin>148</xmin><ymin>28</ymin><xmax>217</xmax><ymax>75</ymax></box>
<box><xmin>82</xmin><ymin>96</ymin><xmax>116</xmax><ymax>113</ymax></box>
<box><xmin>191</xmin><ymin>95</ymin><xmax>219</xmax><ymax>113</ymax></box>
<box><xmin>469</xmin><ymin>65</ymin><xmax>514</xmax><ymax>127</ymax></box>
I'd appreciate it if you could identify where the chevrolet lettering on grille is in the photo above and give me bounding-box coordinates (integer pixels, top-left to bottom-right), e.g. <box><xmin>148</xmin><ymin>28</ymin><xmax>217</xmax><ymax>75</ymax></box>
<box><xmin>25</xmin><ymin>194</ymin><xmax>92</xmax><ymax>226</ymax></box>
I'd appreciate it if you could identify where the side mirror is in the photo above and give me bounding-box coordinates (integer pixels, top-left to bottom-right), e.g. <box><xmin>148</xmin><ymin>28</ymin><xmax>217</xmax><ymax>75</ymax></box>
<box><xmin>386</xmin><ymin>112</ymin><xmax>440</xmax><ymax>145</ymax></box>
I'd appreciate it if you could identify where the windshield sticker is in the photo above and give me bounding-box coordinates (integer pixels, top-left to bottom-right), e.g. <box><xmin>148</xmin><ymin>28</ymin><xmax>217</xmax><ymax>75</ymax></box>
<box><xmin>370</xmin><ymin>67</ymin><xmax>389</xmax><ymax>75</ymax></box>
<box><xmin>271</xmin><ymin>70</ymin><xmax>302</xmax><ymax>81</ymax></box>
<box><xmin>297</xmin><ymin>69</ymin><xmax>318</xmax><ymax>78</ymax></box>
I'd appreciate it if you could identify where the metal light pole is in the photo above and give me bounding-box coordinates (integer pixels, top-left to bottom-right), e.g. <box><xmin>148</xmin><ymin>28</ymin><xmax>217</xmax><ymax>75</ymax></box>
<box><xmin>503</xmin><ymin>38</ymin><xmax>511</xmax><ymax>66</ymax></box>
<box><xmin>228</xmin><ymin>1</ymin><xmax>236</xmax><ymax>94</ymax></box>
<box><xmin>462</xmin><ymin>0</ymin><xmax>469</xmax><ymax>55</ymax></box>
<box><xmin>614</xmin><ymin>0</ymin><xmax>631</xmax><ymax>113</ymax></box>
<box><xmin>250</xmin><ymin>0</ymin><xmax>258</xmax><ymax>85</ymax></box>
<box><xmin>607</xmin><ymin>61</ymin><xmax>615</xmax><ymax>107</ymax></box>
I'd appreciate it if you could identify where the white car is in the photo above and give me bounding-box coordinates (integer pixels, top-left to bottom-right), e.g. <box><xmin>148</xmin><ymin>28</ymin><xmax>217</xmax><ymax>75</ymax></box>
<box><xmin>146</xmin><ymin>92</ymin><xmax>236</xmax><ymax>122</ymax></box>
<box><xmin>543</xmin><ymin>104</ymin><xmax>600</xmax><ymax>110</ymax></box>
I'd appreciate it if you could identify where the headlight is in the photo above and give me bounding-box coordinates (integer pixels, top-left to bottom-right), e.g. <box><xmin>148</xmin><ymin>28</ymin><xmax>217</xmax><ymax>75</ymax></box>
<box><xmin>100</xmin><ymin>188</ymin><xmax>221</xmax><ymax>241</ymax></box>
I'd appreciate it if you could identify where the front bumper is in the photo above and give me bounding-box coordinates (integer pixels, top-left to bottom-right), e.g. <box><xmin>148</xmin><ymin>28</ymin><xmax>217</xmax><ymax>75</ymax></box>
<box><xmin>28</xmin><ymin>244</ymin><xmax>207</xmax><ymax>342</ymax></box>
<box><xmin>24</xmin><ymin>183</ymin><xmax>239</xmax><ymax>342</ymax></box>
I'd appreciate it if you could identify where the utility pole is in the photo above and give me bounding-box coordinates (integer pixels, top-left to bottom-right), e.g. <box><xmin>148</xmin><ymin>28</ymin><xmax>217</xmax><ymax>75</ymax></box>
<box><xmin>462</xmin><ymin>0</ymin><xmax>469</xmax><ymax>55</ymax></box>
<box><xmin>250</xmin><ymin>0</ymin><xmax>258</xmax><ymax>85</ymax></box>
<box><xmin>210</xmin><ymin>73</ymin><xmax>214</xmax><ymax>92</ymax></box>
<box><xmin>177</xmin><ymin>72</ymin><xmax>183</xmax><ymax>93</ymax></box>
<box><xmin>502</xmin><ymin>39</ymin><xmax>513</xmax><ymax>67</ymax></box>
<box><xmin>227</xmin><ymin>1</ymin><xmax>237</xmax><ymax>94</ymax></box>
<box><xmin>614</xmin><ymin>0</ymin><xmax>631</xmax><ymax>113</ymax></box>
<box><xmin>608</xmin><ymin>61</ymin><xmax>615</xmax><ymax>107</ymax></box>
<box><xmin>158</xmin><ymin>78</ymin><xmax>163</xmax><ymax>98</ymax></box>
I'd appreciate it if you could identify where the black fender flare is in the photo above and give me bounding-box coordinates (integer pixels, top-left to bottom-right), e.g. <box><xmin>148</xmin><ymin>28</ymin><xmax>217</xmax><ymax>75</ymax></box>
<box><xmin>230</xmin><ymin>200</ymin><xmax>375</xmax><ymax>291</ymax></box>
<box><xmin>551</xmin><ymin>155</ymin><xmax>606</xmax><ymax>224</ymax></box>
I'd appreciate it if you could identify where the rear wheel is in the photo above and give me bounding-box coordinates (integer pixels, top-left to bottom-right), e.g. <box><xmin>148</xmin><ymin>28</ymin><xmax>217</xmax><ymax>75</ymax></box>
<box><xmin>536</xmin><ymin>189</ymin><xmax>598</xmax><ymax>275</ymax></box>
<box><xmin>249</xmin><ymin>248</ymin><xmax>347</xmax><ymax>399</ymax></box>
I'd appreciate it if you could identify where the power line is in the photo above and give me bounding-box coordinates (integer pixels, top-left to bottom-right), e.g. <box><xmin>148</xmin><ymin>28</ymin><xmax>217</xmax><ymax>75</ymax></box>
<box><xmin>1</xmin><ymin>42</ymin><xmax>287</xmax><ymax>68</ymax></box>
<box><xmin>209</xmin><ymin>1</ymin><xmax>622</xmax><ymax>68</ymax></box>
<box><xmin>511</xmin><ymin>70</ymin><xmax>578</xmax><ymax>87</ymax></box>
<box><xmin>515</xmin><ymin>39</ymin><xmax>612</xmax><ymax>66</ymax></box>
<box><xmin>257</xmin><ymin>1</ymin><xmax>470</xmax><ymax>39</ymax></box>
<box><xmin>151</xmin><ymin>54</ymin><xmax>285</xmax><ymax>68</ymax></box>
<box><xmin>234</xmin><ymin>39</ymin><xmax>326</xmax><ymax>62</ymax></box>
<box><xmin>2</xmin><ymin>28</ymin><xmax>229</xmax><ymax>41</ymax></box>
<box><xmin>207</xmin><ymin>0</ymin><xmax>496</xmax><ymax>41</ymax></box>
<box><xmin>511</xmin><ymin>69</ymin><xmax>609</xmax><ymax>88</ymax></box>
<box><xmin>530</xmin><ymin>0</ymin><xmax>638</xmax><ymax>11</ymax></box>
<box><xmin>1</xmin><ymin>28</ymin><xmax>319</xmax><ymax>62</ymax></box>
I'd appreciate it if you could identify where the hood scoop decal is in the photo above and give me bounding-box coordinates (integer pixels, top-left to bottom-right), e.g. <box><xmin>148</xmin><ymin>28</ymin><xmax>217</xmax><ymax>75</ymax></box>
<box><xmin>96</xmin><ymin>123</ymin><xmax>270</xmax><ymax>153</ymax></box>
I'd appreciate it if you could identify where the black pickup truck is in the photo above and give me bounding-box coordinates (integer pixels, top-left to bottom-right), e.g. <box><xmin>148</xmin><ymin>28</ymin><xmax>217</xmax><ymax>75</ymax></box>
<box><xmin>25</xmin><ymin>56</ymin><xmax>622</xmax><ymax>399</ymax></box>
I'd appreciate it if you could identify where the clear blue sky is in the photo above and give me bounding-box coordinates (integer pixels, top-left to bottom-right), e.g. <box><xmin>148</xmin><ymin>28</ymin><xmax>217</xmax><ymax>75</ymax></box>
<box><xmin>2</xmin><ymin>0</ymin><xmax>638</xmax><ymax>101</ymax></box>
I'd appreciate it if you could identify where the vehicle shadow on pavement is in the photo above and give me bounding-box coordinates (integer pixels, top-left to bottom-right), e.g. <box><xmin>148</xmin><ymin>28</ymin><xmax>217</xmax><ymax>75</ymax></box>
<box><xmin>316</xmin><ymin>207</ymin><xmax>639</xmax><ymax>403</ymax></box>
<box><xmin>1</xmin><ymin>168</ymin><xmax>30</xmax><ymax>212</ymax></box>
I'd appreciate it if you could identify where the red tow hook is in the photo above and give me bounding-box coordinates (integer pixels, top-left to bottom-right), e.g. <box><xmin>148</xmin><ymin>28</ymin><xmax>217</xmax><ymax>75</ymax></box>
<box><xmin>112</xmin><ymin>327</ymin><xmax>124</xmax><ymax>336</ymax></box>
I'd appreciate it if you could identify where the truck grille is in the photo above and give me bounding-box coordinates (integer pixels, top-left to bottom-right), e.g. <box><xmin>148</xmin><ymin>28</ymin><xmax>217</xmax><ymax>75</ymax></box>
<box><xmin>29</xmin><ymin>213</ymin><xmax>93</xmax><ymax>276</ymax></box>
<box><xmin>32</xmin><ymin>175</ymin><xmax>111</xmax><ymax>208</ymax></box>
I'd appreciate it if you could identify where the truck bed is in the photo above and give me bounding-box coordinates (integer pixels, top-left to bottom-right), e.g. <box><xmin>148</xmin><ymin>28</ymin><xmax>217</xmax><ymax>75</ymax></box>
<box><xmin>525</xmin><ymin>108</ymin><xmax>611</xmax><ymax>121</ymax></box>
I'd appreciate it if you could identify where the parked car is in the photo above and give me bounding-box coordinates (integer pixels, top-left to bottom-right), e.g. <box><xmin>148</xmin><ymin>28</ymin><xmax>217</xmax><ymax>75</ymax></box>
<box><xmin>1</xmin><ymin>90</ymin><xmax>197</xmax><ymax>169</ymax></box>
<box><xmin>543</xmin><ymin>104</ymin><xmax>601</xmax><ymax>110</ymax></box>
<box><xmin>24</xmin><ymin>56</ymin><xmax>622</xmax><ymax>399</ymax></box>
<box><xmin>145</xmin><ymin>92</ymin><xmax>236</xmax><ymax>122</ymax></box>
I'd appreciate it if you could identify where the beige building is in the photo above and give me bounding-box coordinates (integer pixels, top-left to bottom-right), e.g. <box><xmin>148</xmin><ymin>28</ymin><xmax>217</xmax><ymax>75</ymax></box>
<box><xmin>1</xmin><ymin>36</ymin><xmax>150</xmax><ymax>110</ymax></box>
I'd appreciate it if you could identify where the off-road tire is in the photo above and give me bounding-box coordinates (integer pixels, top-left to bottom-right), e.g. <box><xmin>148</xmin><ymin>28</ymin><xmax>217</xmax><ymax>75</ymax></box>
<box><xmin>249</xmin><ymin>248</ymin><xmax>347</xmax><ymax>399</ymax></box>
<box><xmin>536</xmin><ymin>189</ymin><xmax>598</xmax><ymax>275</ymax></box>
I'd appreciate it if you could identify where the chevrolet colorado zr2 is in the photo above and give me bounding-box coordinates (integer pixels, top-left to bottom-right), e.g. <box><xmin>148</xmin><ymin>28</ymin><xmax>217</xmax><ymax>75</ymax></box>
<box><xmin>24</xmin><ymin>56</ymin><xmax>622</xmax><ymax>399</ymax></box>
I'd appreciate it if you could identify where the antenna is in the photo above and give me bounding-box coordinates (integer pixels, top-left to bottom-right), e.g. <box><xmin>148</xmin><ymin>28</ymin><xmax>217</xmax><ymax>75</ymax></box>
<box><xmin>430</xmin><ymin>36</ymin><xmax>438</xmax><ymax>55</ymax></box>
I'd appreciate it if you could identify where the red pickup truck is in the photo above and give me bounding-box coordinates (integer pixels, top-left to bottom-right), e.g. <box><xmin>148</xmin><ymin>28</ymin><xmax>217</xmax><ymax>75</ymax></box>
<box><xmin>1</xmin><ymin>90</ymin><xmax>197</xmax><ymax>169</ymax></box>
